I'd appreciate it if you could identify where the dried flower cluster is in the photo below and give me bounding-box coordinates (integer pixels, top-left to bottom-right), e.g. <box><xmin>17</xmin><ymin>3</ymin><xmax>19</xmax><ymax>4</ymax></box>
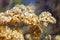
<box><xmin>0</xmin><ymin>5</ymin><xmax>56</xmax><ymax>40</ymax></box>
<box><xmin>39</xmin><ymin>12</ymin><xmax>56</xmax><ymax>27</ymax></box>
<box><xmin>0</xmin><ymin>26</ymin><xmax>24</xmax><ymax>40</ymax></box>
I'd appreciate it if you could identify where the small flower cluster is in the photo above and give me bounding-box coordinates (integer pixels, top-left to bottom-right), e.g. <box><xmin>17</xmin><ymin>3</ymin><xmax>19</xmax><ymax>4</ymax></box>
<box><xmin>39</xmin><ymin>12</ymin><xmax>56</xmax><ymax>27</ymax></box>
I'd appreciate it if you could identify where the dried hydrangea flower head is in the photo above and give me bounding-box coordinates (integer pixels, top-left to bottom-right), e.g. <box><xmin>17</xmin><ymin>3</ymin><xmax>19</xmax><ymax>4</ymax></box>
<box><xmin>39</xmin><ymin>12</ymin><xmax>56</xmax><ymax>27</ymax></box>
<box><xmin>0</xmin><ymin>5</ymin><xmax>40</xmax><ymax>40</ymax></box>
<box><xmin>0</xmin><ymin>4</ymin><xmax>56</xmax><ymax>40</ymax></box>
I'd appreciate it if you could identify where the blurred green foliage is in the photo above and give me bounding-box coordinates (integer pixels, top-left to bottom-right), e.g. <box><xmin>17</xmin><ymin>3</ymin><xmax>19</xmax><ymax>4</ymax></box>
<box><xmin>14</xmin><ymin>0</ymin><xmax>23</xmax><ymax>4</ymax></box>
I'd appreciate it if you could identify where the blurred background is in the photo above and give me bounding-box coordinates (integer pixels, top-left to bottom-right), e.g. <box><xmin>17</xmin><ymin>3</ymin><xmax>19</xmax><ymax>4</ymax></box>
<box><xmin>0</xmin><ymin>0</ymin><xmax>60</xmax><ymax>40</ymax></box>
